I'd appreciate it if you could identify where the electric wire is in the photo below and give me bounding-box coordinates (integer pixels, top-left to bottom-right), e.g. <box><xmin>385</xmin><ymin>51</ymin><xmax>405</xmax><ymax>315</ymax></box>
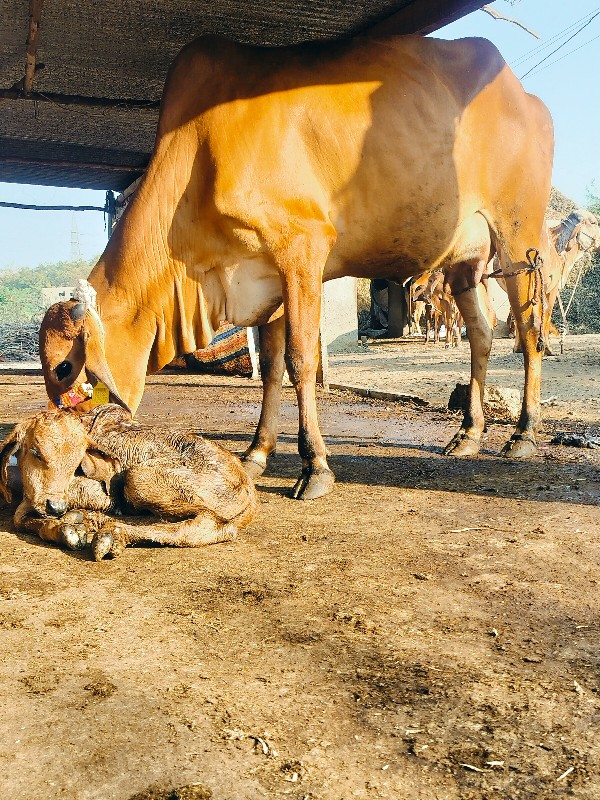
<box><xmin>523</xmin><ymin>31</ymin><xmax>600</xmax><ymax>79</ymax></box>
<box><xmin>512</xmin><ymin>6</ymin><xmax>600</xmax><ymax>67</ymax></box>
<box><xmin>520</xmin><ymin>10</ymin><xmax>600</xmax><ymax>79</ymax></box>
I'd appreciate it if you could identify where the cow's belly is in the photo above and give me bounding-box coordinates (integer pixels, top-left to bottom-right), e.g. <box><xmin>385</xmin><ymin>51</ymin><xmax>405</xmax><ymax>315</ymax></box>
<box><xmin>324</xmin><ymin>154</ymin><xmax>467</xmax><ymax>282</ymax></box>
<box><xmin>325</xmin><ymin>213</ymin><xmax>460</xmax><ymax>283</ymax></box>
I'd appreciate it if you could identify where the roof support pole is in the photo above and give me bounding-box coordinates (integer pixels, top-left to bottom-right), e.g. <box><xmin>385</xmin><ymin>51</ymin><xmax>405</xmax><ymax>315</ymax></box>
<box><xmin>24</xmin><ymin>0</ymin><xmax>44</xmax><ymax>95</ymax></box>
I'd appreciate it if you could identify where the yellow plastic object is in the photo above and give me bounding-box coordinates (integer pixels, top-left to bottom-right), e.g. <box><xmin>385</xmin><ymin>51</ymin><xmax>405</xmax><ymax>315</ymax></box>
<box><xmin>91</xmin><ymin>381</ymin><xmax>110</xmax><ymax>406</ymax></box>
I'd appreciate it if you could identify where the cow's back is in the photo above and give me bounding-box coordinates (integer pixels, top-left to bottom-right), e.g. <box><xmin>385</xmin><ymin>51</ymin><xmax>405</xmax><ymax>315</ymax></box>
<box><xmin>155</xmin><ymin>33</ymin><xmax>546</xmax><ymax>281</ymax></box>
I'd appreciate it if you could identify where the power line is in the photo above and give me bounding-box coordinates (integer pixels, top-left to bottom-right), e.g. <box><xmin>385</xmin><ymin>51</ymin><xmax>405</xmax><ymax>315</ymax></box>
<box><xmin>520</xmin><ymin>10</ymin><xmax>600</xmax><ymax>79</ymax></box>
<box><xmin>523</xmin><ymin>31</ymin><xmax>600</xmax><ymax>79</ymax></box>
<box><xmin>512</xmin><ymin>7</ymin><xmax>600</xmax><ymax>67</ymax></box>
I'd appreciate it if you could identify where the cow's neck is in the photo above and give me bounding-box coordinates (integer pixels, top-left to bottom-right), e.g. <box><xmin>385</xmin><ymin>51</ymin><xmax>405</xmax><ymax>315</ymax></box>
<box><xmin>87</xmin><ymin>157</ymin><xmax>223</xmax><ymax>406</ymax></box>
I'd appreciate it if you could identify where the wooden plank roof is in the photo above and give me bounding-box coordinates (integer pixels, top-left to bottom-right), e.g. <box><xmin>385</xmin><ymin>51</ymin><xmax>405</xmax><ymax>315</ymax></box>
<box><xmin>0</xmin><ymin>0</ymin><xmax>483</xmax><ymax>190</ymax></box>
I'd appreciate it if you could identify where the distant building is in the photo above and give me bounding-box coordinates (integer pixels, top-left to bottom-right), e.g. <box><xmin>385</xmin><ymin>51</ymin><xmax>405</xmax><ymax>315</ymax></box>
<box><xmin>41</xmin><ymin>287</ymin><xmax>74</xmax><ymax>308</ymax></box>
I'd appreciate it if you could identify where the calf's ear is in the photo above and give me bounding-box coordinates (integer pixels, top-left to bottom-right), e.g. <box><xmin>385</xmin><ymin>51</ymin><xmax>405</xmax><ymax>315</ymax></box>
<box><xmin>0</xmin><ymin>422</ymin><xmax>27</xmax><ymax>502</ymax></box>
<box><xmin>80</xmin><ymin>445</ymin><xmax>120</xmax><ymax>485</ymax></box>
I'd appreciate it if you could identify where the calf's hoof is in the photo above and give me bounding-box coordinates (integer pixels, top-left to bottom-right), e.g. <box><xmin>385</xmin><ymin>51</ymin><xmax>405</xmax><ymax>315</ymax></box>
<box><xmin>91</xmin><ymin>526</ymin><xmax>127</xmax><ymax>561</ymax></box>
<box><xmin>501</xmin><ymin>433</ymin><xmax>537</xmax><ymax>459</ymax></box>
<box><xmin>241</xmin><ymin>455</ymin><xmax>267</xmax><ymax>480</ymax></box>
<box><xmin>290</xmin><ymin>468</ymin><xmax>335</xmax><ymax>501</ymax></box>
<box><xmin>49</xmin><ymin>510</ymin><xmax>88</xmax><ymax>550</ymax></box>
<box><xmin>443</xmin><ymin>431</ymin><xmax>481</xmax><ymax>457</ymax></box>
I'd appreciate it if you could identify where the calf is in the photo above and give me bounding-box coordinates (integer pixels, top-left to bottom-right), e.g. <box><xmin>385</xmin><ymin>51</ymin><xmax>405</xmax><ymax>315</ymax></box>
<box><xmin>0</xmin><ymin>405</ymin><xmax>257</xmax><ymax>561</ymax></box>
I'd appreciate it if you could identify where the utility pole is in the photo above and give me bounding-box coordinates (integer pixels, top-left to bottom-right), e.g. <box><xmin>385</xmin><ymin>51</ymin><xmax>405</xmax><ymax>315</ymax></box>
<box><xmin>70</xmin><ymin>212</ymin><xmax>81</xmax><ymax>260</ymax></box>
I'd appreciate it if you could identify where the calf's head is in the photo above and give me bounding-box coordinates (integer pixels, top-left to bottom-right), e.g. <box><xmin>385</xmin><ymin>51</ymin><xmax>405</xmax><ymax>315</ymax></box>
<box><xmin>0</xmin><ymin>411</ymin><xmax>116</xmax><ymax>517</ymax></box>
<box><xmin>39</xmin><ymin>300</ymin><xmax>128</xmax><ymax>412</ymax></box>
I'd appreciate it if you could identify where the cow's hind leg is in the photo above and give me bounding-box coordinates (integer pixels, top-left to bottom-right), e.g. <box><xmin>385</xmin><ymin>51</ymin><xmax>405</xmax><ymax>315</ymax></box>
<box><xmin>500</xmin><ymin>261</ymin><xmax>545</xmax><ymax>458</ymax></box>
<box><xmin>242</xmin><ymin>314</ymin><xmax>285</xmax><ymax>479</ymax></box>
<box><xmin>444</xmin><ymin>277</ymin><xmax>493</xmax><ymax>457</ymax></box>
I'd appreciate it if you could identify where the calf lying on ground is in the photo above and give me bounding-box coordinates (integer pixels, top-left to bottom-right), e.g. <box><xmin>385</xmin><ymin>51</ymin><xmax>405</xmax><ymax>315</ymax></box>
<box><xmin>0</xmin><ymin>405</ymin><xmax>257</xmax><ymax>560</ymax></box>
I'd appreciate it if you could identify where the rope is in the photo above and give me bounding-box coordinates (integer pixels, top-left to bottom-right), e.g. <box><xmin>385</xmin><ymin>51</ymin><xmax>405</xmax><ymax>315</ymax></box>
<box><xmin>555</xmin><ymin>256</ymin><xmax>587</xmax><ymax>354</ymax></box>
<box><xmin>453</xmin><ymin>249</ymin><xmax>547</xmax><ymax>351</ymax></box>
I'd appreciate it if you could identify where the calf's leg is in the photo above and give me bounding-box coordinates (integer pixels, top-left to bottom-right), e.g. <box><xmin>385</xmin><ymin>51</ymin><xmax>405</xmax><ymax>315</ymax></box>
<box><xmin>91</xmin><ymin>511</ymin><xmax>238</xmax><ymax>561</ymax></box>
<box><xmin>91</xmin><ymin>459</ymin><xmax>256</xmax><ymax>560</ymax></box>
<box><xmin>14</xmin><ymin>477</ymin><xmax>113</xmax><ymax>551</ymax></box>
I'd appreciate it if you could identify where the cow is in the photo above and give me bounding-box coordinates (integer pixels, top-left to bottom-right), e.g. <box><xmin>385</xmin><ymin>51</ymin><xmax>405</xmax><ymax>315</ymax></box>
<box><xmin>415</xmin><ymin>271</ymin><xmax>463</xmax><ymax>347</ymax></box>
<box><xmin>406</xmin><ymin>273</ymin><xmax>429</xmax><ymax>337</ymax></box>
<box><xmin>497</xmin><ymin>210</ymin><xmax>600</xmax><ymax>354</ymax></box>
<box><xmin>38</xmin><ymin>31</ymin><xmax>554</xmax><ymax>499</ymax></box>
<box><xmin>0</xmin><ymin>405</ymin><xmax>257</xmax><ymax>560</ymax></box>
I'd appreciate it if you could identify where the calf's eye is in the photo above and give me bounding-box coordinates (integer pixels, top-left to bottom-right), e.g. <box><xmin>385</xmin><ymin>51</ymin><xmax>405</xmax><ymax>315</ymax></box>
<box><xmin>55</xmin><ymin>361</ymin><xmax>73</xmax><ymax>381</ymax></box>
<box><xmin>30</xmin><ymin>447</ymin><xmax>42</xmax><ymax>460</ymax></box>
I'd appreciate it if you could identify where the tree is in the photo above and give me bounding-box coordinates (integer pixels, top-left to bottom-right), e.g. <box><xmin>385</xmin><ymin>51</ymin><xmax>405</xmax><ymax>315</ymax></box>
<box><xmin>585</xmin><ymin>180</ymin><xmax>600</xmax><ymax>217</ymax></box>
<box><xmin>0</xmin><ymin>256</ymin><xmax>98</xmax><ymax>322</ymax></box>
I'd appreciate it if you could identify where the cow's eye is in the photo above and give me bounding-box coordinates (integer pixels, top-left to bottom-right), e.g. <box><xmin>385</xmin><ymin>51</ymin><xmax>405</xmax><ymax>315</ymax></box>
<box><xmin>55</xmin><ymin>361</ymin><xmax>72</xmax><ymax>381</ymax></box>
<box><xmin>30</xmin><ymin>447</ymin><xmax>42</xmax><ymax>460</ymax></box>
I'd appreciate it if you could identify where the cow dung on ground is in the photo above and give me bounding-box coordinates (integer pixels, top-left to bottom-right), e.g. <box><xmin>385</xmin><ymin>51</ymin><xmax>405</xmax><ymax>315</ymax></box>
<box><xmin>448</xmin><ymin>382</ymin><xmax>521</xmax><ymax>422</ymax></box>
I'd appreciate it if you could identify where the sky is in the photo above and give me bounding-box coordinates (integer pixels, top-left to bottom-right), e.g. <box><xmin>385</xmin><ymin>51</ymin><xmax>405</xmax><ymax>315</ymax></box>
<box><xmin>0</xmin><ymin>0</ymin><xmax>599</xmax><ymax>270</ymax></box>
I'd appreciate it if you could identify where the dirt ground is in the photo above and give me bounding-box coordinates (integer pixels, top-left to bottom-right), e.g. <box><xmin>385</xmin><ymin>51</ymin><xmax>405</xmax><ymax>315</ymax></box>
<box><xmin>0</xmin><ymin>334</ymin><xmax>599</xmax><ymax>800</ymax></box>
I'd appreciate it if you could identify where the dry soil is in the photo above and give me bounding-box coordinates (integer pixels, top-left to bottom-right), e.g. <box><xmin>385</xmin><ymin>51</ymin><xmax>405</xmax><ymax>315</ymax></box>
<box><xmin>0</xmin><ymin>335</ymin><xmax>599</xmax><ymax>800</ymax></box>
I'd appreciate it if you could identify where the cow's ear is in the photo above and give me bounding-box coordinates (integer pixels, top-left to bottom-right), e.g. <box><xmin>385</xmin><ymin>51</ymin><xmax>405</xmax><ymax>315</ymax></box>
<box><xmin>81</xmin><ymin>312</ymin><xmax>131</xmax><ymax>414</ymax></box>
<box><xmin>0</xmin><ymin>422</ymin><xmax>27</xmax><ymax>502</ymax></box>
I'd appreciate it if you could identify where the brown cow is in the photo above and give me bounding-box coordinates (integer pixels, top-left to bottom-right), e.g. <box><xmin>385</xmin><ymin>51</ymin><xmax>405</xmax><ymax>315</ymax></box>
<box><xmin>417</xmin><ymin>271</ymin><xmax>463</xmax><ymax>348</ymax></box>
<box><xmin>38</xmin><ymin>32</ymin><xmax>554</xmax><ymax>498</ymax></box>
<box><xmin>0</xmin><ymin>405</ymin><xmax>256</xmax><ymax>560</ymax></box>
<box><xmin>498</xmin><ymin>210</ymin><xmax>600</xmax><ymax>354</ymax></box>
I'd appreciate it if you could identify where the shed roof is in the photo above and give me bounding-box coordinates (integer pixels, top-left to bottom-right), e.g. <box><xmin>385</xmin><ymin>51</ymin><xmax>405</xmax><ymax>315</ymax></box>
<box><xmin>1</xmin><ymin>0</ymin><xmax>482</xmax><ymax>191</ymax></box>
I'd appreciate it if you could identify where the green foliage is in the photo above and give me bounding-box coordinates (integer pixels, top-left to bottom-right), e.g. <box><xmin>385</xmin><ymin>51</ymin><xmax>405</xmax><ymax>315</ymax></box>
<box><xmin>0</xmin><ymin>256</ymin><xmax>97</xmax><ymax>322</ymax></box>
<box><xmin>585</xmin><ymin>180</ymin><xmax>600</xmax><ymax>217</ymax></box>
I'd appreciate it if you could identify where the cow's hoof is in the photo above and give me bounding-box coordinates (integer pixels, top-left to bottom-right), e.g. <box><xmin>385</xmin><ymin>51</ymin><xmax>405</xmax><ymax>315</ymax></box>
<box><xmin>501</xmin><ymin>433</ymin><xmax>537</xmax><ymax>459</ymax></box>
<box><xmin>241</xmin><ymin>455</ymin><xmax>266</xmax><ymax>480</ymax></box>
<box><xmin>91</xmin><ymin>526</ymin><xmax>126</xmax><ymax>561</ymax></box>
<box><xmin>443</xmin><ymin>431</ymin><xmax>481</xmax><ymax>457</ymax></box>
<box><xmin>290</xmin><ymin>468</ymin><xmax>335</xmax><ymax>500</ymax></box>
<box><xmin>57</xmin><ymin>510</ymin><xmax>88</xmax><ymax>550</ymax></box>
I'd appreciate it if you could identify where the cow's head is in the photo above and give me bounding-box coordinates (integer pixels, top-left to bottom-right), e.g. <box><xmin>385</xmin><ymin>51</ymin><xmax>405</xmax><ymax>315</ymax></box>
<box><xmin>556</xmin><ymin>210</ymin><xmax>600</xmax><ymax>254</ymax></box>
<box><xmin>0</xmin><ymin>411</ymin><xmax>117</xmax><ymax>517</ymax></box>
<box><xmin>576</xmin><ymin>210</ymin><xmax>600</xmax><ymax>252</ymax></box>
<box><xmin>39</xmin><ymin>300</ymin><xmax>129</xmax><ymax>412</ymax></box>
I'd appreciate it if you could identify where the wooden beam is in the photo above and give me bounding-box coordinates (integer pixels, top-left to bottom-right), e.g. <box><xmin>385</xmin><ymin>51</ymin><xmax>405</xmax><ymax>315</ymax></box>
<box><xmin>0</xmin><ymin>201</ymin><xmax>106</xmax><ymax>211</ymax></box>
<box><xmin>0</xmin><ymin>156</ymin><xmax>145</xmax><ymax>173</ymax></box>
<box><xmin>24</xmin><ymin>0</ymin><xmax>44</xmax><ymax>95</ymax></box>
<box><xmin>370</xmin><ymin>0</ymin><xmax>484</xmax><ymax>37</ymax></box>
<box><xmin>0</xmin><ymin>88</ymin><xmax>160</xmax><ymax>110</ymax></box>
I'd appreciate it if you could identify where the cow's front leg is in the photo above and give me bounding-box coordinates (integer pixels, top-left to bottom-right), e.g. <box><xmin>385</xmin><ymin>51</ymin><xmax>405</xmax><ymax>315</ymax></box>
<box><xmin>242</xmin><ymin>314</ymin><xmax>286</xmax><ymax>479</ymax></box>
<box><xmin>444</xmin><ymin>279</ymin><xmax>492</xmax><ymax>457</ymax></box>
<box><xmin>278</xmin><ymin>228</ymin><xmax>335</xmax><ymax>500</ymax></box>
